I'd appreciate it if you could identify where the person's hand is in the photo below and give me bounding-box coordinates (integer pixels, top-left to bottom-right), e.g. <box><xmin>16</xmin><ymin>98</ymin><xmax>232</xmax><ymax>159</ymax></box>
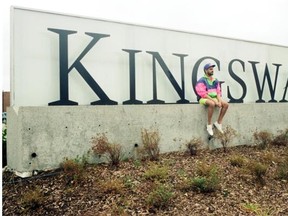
<box><xmin>215</xmin><ymin>100</ymin><xmax>222</xmax><ymax>107</ymax></box>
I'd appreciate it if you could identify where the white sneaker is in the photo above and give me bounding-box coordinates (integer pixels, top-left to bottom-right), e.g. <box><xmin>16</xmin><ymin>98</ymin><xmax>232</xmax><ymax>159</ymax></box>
<box><xmin>214</xmin><ymin>122</ymin><xmax>224</xmax><ymax>134</ymax></box>
<box><xmin>207</xmin><ymin>124</ymin><xmax>214</xmax><ymax>136</ymax></box>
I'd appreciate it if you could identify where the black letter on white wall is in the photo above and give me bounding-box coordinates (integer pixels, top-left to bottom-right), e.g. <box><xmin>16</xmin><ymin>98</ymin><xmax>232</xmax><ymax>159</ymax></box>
<box><xmin>48</xmin><ymin>28</ymin><xmax>117</xmax><ymax>106</ymax></box>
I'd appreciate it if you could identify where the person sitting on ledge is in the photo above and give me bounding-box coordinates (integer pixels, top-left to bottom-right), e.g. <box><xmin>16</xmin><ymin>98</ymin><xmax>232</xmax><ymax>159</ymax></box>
<box><xmin>195</xmin><ymin>63</ymin><xmax>229</xmax><ymax>136</ymax></box>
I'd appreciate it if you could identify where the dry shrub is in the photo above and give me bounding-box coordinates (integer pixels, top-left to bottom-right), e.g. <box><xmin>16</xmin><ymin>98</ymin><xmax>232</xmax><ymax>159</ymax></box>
<box><xmin>214</xmin><ymin>125</ymin><xmax>237</xmax><ymax>152</ymax></box>
<box><xmin>276</xmin><ymin>156</ymin><xmax>288</xmax><ymax>180</ymax></box>
<box><xmin>196</xmin><ymin>162</ymin><xmax>216</xmax><ymax>177</ymax></box>
<box><xmin>271</xmin><ymin>128</ymin><xmax>288</xmax><ymax>146</ymax></box>
<box><xmin>176</xmin><ymin>178</ymin><xmax>192</xmax><ymax>192</ymax></box>
<box><xmin>20</xmin><ymin>186</ymin><xmax>44</xmax><ymax>212</ymax></box>
<box><xmin>140</xmin><ymin>128</ymin><xmax>160</xmax><ymax>161</ymax></box>
<box><xmin>143</xmin><ymin>163</ymin><xmax>169</xmax><ymax>182</ymax></box>
<box><xmin>91</xmin><ymin>133</ymin><xmax>122</xmax><ymax>167</ymax></box>
<box><xmin>260</xmin><ymin>151</ymin><xmax>279</xmax><ymax>164</ymax></box>
<box><xmin>97</xmin><ymin>179</ymin><xmax>125</xmax><ymax>195</ymax></box>
<box><xmin>185</xmin><ymin>137</ymin><xmax>203</xmax><ymax>156</ymax></box>
<box><xmin>253</xmin><ymin>130</ymin><xmax>272</xmax><ymax>149</ymax></box>
<box><xmin>241</xmin><ymin>203</ymin><xmax>276</xmax><ymax>215</ymax></box>
<box><xmin>60</xmin><ymin>158</ymin><xmax>85</xmax><ymax>185</ymax></box>
<box><xmin>229</xmin><ymin>154</ymin><xmax>247</xmax><ymax>167</ymax></box>
<box><xmin>109</xmin><ymin>203</ymin><xmax>128</xmax><ymax>216</ymax></box>
<box><xmin>247</xmin><ymin>161</ymin><xmax>268</xmax><ymax>185</ymax></box>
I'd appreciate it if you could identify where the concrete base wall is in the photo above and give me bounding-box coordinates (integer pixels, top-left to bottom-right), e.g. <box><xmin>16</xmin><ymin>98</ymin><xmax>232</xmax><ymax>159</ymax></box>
<box><xmin>7</xmin><ymin>104</ymin><xmax>288</xmax><ymax>177</ymax></box>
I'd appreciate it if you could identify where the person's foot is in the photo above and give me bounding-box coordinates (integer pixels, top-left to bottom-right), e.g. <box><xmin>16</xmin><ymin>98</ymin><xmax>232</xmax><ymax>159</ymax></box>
<box><xmin>207</xmin><ymin>124</ymin><xmax>213</xmax><ymax>136</ymax></box>
<box><xmin>214</xmin><ymin>122</ymin><xmax>224</xmax><ymax>134</ymax></box>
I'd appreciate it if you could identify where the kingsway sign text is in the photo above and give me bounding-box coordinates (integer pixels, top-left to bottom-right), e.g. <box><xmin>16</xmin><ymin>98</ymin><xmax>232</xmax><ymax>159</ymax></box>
<box><xmin>12</xmin><ymin>8</ymin><xmax>288</xmax><ymax>106</ymax></box>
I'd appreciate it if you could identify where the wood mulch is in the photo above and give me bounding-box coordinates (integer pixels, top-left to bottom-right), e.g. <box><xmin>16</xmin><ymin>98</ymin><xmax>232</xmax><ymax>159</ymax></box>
<box><xmin>2</xmin><ymin>145</ymin><xmax>288</xmax><ymax>215</ymax></box>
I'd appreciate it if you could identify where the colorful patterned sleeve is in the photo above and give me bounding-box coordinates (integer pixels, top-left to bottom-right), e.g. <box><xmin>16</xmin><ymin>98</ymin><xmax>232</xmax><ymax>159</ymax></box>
<box><xmin>195</xmin><ymin>81</ymin><xmax>207</xmax><ymax>98</ymax></box>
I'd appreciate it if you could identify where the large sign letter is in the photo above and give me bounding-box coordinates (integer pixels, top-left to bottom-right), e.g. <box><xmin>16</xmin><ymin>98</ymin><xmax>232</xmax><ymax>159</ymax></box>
<box><xmin>249</xmin><ymin>61</ymin><xmax>281</xmax><ymax>103</ymax></box>
<box><xmin>146</xmin><ymin>51</ymin><xmax>189</xmax><ymax>104</ymax></box>
<box><xmin>227</xmin><ymin>59</ymin><xmax>247</xmax><ymax>103</ymax></box>
<box><xmin>48</xmin><ymin>28</ymin><xmax>117</xmax><ymax>106</ymax></box>
<box><xmin>122</xmin><ymin>49</ymin><xmax>143</xmax><ymax>104</ymax></box>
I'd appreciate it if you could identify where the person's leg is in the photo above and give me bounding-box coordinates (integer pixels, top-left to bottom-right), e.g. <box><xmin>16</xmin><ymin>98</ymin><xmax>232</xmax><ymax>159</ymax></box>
<box><xmin>205</xmin><ymin>99</ymin><xmax>216</xmax><ymax>125</ymax></box>
<box><xmin>199</xmin><ymin>98</ymin><xmax>215</xmax><ymax>136</ymax></box>
<box><xmin>217</xmin><ymin>101</ymin><xmax>229</xmax><ymax>124</ymax></box>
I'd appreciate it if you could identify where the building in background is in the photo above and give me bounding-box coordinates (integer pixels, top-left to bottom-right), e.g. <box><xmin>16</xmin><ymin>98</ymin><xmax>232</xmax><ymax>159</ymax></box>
<box><xmin>2</xmin><ymin>91</ymin><xmax>10</xmax><ymax>124</ymax></box>
<box><xmin>2</xmin><ymin>91</ymin><xmax>10</xmax><ymax>112</ymax></box>
<box><xmin>2</xmin><ymin>91</ymin><xmax>9</xmax><ymax>167</ymax></box>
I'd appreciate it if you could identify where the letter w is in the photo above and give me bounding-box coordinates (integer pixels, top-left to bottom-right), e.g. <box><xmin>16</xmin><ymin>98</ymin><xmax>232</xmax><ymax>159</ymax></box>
<box><xmin>249</xmin><ymin>61</ymin><xmax>281</xmax><ymax>103</ymax></box>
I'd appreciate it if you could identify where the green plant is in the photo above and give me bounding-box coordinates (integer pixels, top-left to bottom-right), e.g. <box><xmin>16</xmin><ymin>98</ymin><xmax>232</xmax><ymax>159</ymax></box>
<box><xmin>123</xmin><ymin>176</ymin><xmax>135</xmax><ymax>189</ymax></box>
<box><xmin>191</xmin><ymin>168</ymin><xmax>220</xmax><ymax>193</ymax></box>
<box><xmin>146</xmin><ymin>183</ymin><xmax>173</xmax><ymax>209</ymax></box>
<box><xmin>214</xmin><ymin>125</ymin><xmax>237</xmax><ymax>152</ymax></box>
<box><xmin>91</xmin><ymin>133</ymin><xmax>122</xmax><ymax>167</ymax></box>
<box><xmin>191</xmin><ymin>163</ymin><xmax>221</xmax><ymax>193</ymax></box>
<box><xmin>140</xmin><ymin>128</ymin><xmax>160</xmax><ymax>161</ymax></box>
<box><xmin>143</xmin><ymin>163</ymin><xmax>169</xmax><ymax>181</ymax></box>
<box><xmin>185</xmin><ymin>137</ymin><xmax>203</xmax><ymax>156</ymax></box>
<box><xmin>133</xmin><ymin>159</ymin><xmax>141</xmax><ymax>168</ymax></box>
<box><xmin>20</xmin><ymin>187</ymin><xmax>44</xmax><ymax>212</ymax></box>
<box><xmin>271</xmin><ymin>128</ymin><xmax>288</xmax><ymax>146</ymax></box>
<box><xmin>253</xmin><ymin>130</ymin><xmax>272</xmax><ymax>149</ymax></box>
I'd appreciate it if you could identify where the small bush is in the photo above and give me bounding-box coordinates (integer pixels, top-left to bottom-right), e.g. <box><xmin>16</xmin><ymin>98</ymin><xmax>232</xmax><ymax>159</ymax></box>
<box><xmin>241</xmin><ymin>203</ymin><xmax>276</xmax><ymax>215</ymax></box>
<box><xmin>60</xmin><ymin>158</ymin><xmax>85</xmax><ymax>185</ymax></box>
<box><xmin>176</xmin><ymin>178</ymin><xmax>192</xmax><ymax>192</ymax></box>
<box><xmin>91</xmin><ymin>133</ymin><xmax>122</xmax><ymax>167</ymax></box>
<box><xmin>109</xmin><ymin>203</ymin><xmax>127</xmax><ymax>216</ymax></box>
<box><xmin>140</xmin><ymin>128</ymin><xmax>160</xmax><ymax>161</ymax></box>
<box><xmin>146</xmin><ymin>183</ymin><xmax>173</xmax><ymax>209</ymax></box>
<box><xmin>97</xmin><ymin>179</ymin><xmax>125</xmax><ymax>195</ymax></box>
<box><xmin>260</xmin><ymin>151</ymin><xmax>278</xmax><ymax>164</ymax></box>
<box><xmin>185</xmin><ymin>137</ymin><xmax>203</xmax><ymax>156</ymax></box>
<box><xmin>191</xmin><ymin>174</ymin><xmax>220</xmax><ymax>193</ymax></box>
<box><xmin>229</xmin><ymin>155</ymin><xmax>247</xmax><ymax>167</ymax></box>
<box><xmin>253</xmin><ymin>130</ymin><xmax>272</xmax><ymax>149</ymax></box>
<box><xmin>133</xmin><ymin>159</ymin><xmax>142</xmax><ymax>168</ymax></box>
<box><xmin>123</xmin><ymin>176</ymin><xmax>135</xmax><ymax>189</ymax></box>
<box><xmin>247</xmin><ymin>161</ymin><xmax>268</xmax><ymax>185</ymax></box>
<box><xmin>191</xmin><ymin>177</ymin><xmax>209</xmax><ymax>192</ymax></box>
<box><xmin>191</xmin><ymin>164</ymin><xmax>221</xmax><ymax>193</ymax></box>
<box><xmin>275</xmin><ymin>157</ymin><xmax>288</xmax><ymax>180</ymax></box>
<box><xmin>214</xmin><ymin>125</ymin><xmax>237</xmax><ymax>152</ymax></box>
<box><xmin>196</xmin><ymin>162</ymin><xmax>215</xmax><ymax>177</ymax></box>
<box><xmin>143</xmin><ymin>163</ymin><xmax>169</xmax><ymax>181</ymax></box>
<box><xmin>20</xmin><ymin>187</ymin><xmax>44</xmax><ymax>212</ymax></box>
<box><xmin>241</xmin><ymin>203</ymin><xmax>260</xmax><ymax>214</ymax></box>
<box><xmin>271</xmin><ymin>128</ymin><xmax>288</xmax><ymax>146</ymax></box>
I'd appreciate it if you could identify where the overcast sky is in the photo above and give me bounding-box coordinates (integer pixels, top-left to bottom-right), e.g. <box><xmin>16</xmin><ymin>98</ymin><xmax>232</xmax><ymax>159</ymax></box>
<box><xmin>1</xmin><ymin>0</ymin><xmax>288</xmax><ymax>91</ymax></box>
